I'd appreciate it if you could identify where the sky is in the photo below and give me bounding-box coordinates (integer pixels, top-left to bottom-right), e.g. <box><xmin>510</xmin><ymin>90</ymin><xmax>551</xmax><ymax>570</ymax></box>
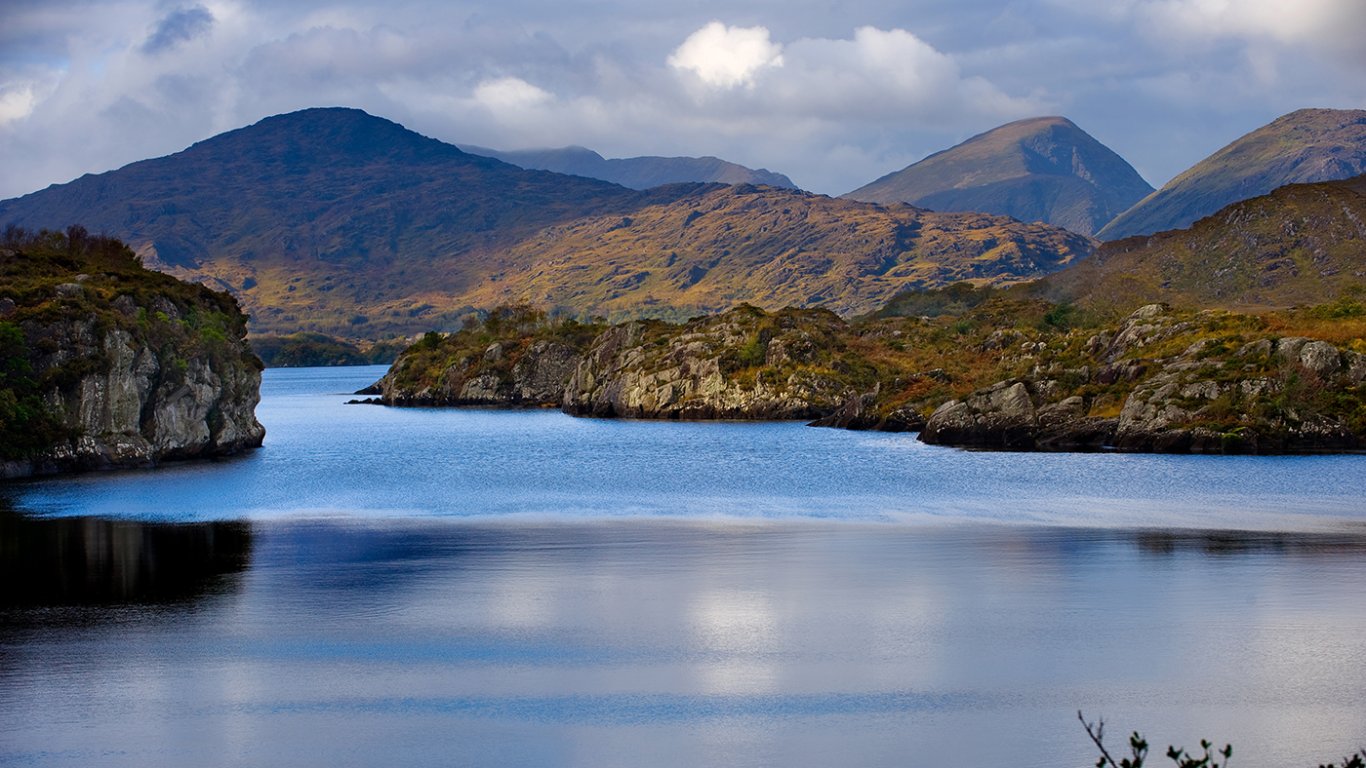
<box><xmin>1</xmin><ymin>0</ymin><xmax>1364</xmax><ymax>200</ymax></box>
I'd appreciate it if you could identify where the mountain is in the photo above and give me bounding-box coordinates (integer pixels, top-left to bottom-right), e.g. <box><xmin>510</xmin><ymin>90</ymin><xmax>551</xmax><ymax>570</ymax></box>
<box><xmin>843</xmin><ymin>116</ymin><xmax>1154</xmax><ymax>237</ymax></box>
<box><xmin>459</xmin><ymin>183</ymin><xmax>1094</xmax><ymax>318</ymax></box>
<box><xmin>0</xmin><ymin>108</ymin><xmax>1092</xmax><ymax>335</ymax></box>
<box><xmin>1036</xmin><ymin>174</ymin><xmax>1366</xmax><ymax>311</ymax></box>
<box><xmin>0</xmin><ymin>108</ymin><xmax>655</xmax><ymax>334</ymax></box>
<box><xmin>457</xmin><ymin>144</ymin><xmax>797</xmax><ymax>190</ymax></box>
<box><xmin>1097</xmin><ymin>108</ymin><xmax>1366</xmax><ymax>240</ymax></box>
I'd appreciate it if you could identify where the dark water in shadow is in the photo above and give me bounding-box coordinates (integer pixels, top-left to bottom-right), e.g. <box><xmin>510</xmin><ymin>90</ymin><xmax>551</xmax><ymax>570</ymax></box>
<box><xmin>0</xmin><ymin>506</ymin><xmax>251</xmax><ymax>608</ymax></box>
<box><xmin>2</xmin><ymin>367</ymin><xmax>1364</xmax><ymax>767</ymax></box>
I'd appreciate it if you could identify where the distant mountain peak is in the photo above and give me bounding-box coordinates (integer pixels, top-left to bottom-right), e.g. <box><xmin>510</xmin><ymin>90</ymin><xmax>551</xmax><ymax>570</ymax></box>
<box><xmin>1097</xmin><ymin>107</ymin><xmax>1366</xmax><ymax>240</ymax></box>
<box><xmin>460</xmin><ymin>144</ymin><xmax>797</xmax><ymax>190</ymax></box>
<box><xmin>843</xmin><ymin>116</ymin><xmax>1152</xmax><ymax>236</ymax></box>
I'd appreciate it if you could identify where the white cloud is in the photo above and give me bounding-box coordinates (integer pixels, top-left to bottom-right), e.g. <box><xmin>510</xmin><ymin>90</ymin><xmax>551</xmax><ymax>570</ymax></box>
<box><xmin>668</xmin><ymin>22</ymin><xmax>783</xmax><ymax>89</ymax></box>
<box><xmin>762</xmin><ymin>26</ymin><xmax>1038</xmax><ymax>123</ymax></box>
<box><xmin>0</xmin><ymin>83</ymin><xmax>38</xmax><ymax>125</ymax></box>
<box><xmin>473</xmin><ymin>76</ymin><xmax>553</xmax><ymax>113</ymax></box>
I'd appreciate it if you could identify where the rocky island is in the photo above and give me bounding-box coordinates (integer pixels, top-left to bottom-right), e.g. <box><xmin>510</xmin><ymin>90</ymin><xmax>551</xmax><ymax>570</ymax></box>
<box><xmin>0</xmin><ymin>228</ymin><xmax>265</xmax><ymax>479</ymax></box>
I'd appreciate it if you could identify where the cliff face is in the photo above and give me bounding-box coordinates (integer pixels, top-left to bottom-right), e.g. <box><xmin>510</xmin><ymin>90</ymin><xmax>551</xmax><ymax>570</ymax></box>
<box><xmin>920</xmin><ymin>305</ymin><xmax>1366</xmax><ymax>453</ymax></box>
<box><xmin>1</xmin><ymin>230</ymin><xmax>265</xmax><ymax>479</ymax></box>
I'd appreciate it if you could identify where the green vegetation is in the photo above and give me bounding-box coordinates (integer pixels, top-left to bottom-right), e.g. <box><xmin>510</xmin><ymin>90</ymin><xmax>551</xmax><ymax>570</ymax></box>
<box><xmin>0</xmin><ymin>320</ymin><xmax>71</xmax><ymax>459</ymax></box>
<box><xmin>1035</xmin><ymin>174</ymin><xmax>1366</xmax><ymax>315</ymax></box>
<box><xmin>380</xmin><ymin>287</ymin><xmax>1365</xmax><ymax>445</ymax></box>
<box><xmin>868</xmin><ymin>282</ymin><xmax>999</xmax><ymax>319</ymax></box>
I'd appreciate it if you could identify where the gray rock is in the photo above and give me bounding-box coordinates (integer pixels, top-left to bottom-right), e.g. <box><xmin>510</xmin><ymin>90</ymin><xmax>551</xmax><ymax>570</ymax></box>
<box><xmin>1298</xmin><ymin>340</ymin><xmax>1342</xmax><ymax>376</ymax></box>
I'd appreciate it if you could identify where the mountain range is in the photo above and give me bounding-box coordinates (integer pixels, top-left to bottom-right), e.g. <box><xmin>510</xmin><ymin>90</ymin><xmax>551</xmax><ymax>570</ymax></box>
<box><xmin>1097</xmin><ymin>108</ymin><xmax>1366</xmax><ymax>240</ymax></box>
<box><xmin>843</xmin><ymin>116</ymin><xmax>1154</xmax><ymax>237</ymax></box>
<box><xmin>0</xmin><ymin>108</ymin><xmax>1092</xmax><ymax>336</ymax></box>
<box><xmin>458</xmin><ymin>144</ymin><xmax>797</xmax><ymax>190</ymax></box>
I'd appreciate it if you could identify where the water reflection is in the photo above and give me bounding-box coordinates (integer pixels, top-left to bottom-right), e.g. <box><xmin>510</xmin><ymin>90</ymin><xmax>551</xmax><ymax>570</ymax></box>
<box><xmin>1</xmin><ymin>517</ymin><xmax>1364</xmax><ymax>768</ymax></box>
<box><xmin>0</xmin><ymin>505</ymin><xmax>252</xmax><ymax>607</ymax></box>
<box><xmin>1133</xmin><ymin>529</ymin><xmax>1366</xmax><ymax>556</ymax></box>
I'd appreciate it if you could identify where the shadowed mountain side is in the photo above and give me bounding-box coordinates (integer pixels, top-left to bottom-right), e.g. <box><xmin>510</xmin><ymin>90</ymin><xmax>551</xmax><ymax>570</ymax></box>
<box><xmin>459</xmin><ymin>144</ymin><xmax>798</xmax><ymax>190</ymax></box>
<box><xmin>1033</xmin><ymin>175</ymin><xmax>1366</xmax><ymax>311</ymax></box>
<box><xmin>1098</xmin><ymin>108</ymin><xmax>1366</xmax><ymax>240</ymax></box>
<box><xmin>0</xmin><ymin>108</ymin><xmax>655</xmax><ymax>335</ymax></box>
<box><xmin>845</xmin><ymin>117</ymin><xmax>1153</xmax><ymax>236</ymax></box>
<box><xmin>460</xmin><ymin>184</ymin><xmax>1096</xmax><ymax>319</ymax></box>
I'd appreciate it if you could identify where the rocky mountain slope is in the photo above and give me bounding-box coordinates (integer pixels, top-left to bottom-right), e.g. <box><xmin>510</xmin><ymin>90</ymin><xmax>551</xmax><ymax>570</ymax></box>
<box><xmin>0</xmin><ymin>108</ymin><xmax>1093</xmax><ymax>335</ymax></box>
<box><xmin>459</xmin><ymin>144</ymin><xmax>796</xmax><ymax>190</ymax></box>
<box><xmin>0</xmin><ymin>228</ymin><xmax>264</xmax><ymax>479</ymax></box>
<box><xmin>844</xmin><ymin>117</ymin><xmax>1153</xmax><ymax>237</ymax></box>
<box><xmin>1035</xmin><ymin>174</ymin><xmax>1366</xmax><ymax>311</ymax></box>
<box><xmin>1098</xmin><ymin>108</ymin><xmax>1366</xmax><ymax>240</ymax></box>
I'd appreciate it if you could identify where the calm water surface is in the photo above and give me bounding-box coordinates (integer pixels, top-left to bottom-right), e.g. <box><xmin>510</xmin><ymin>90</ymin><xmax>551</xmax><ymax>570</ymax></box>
<box><xmin>2</xmin><ymin>366</ymin><xmax>1364</xmax><ymax>767</ymax></box>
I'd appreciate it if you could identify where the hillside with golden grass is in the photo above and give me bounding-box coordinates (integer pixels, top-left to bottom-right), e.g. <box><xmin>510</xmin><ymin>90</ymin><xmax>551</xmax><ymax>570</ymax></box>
<box><xmin>463</xmin><ymin>184</ymin><xmax>1093</xmax><ymax>320</ymax></box>
<box><xmin>1035</xmin><ymin>175</ymin><xmax>1366</xmax><ymax>313</ymax></box>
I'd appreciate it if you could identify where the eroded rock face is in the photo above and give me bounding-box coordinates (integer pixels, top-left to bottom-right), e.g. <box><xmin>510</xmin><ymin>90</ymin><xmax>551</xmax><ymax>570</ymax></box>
<box><xmin>2</xmin><ymin>311</ymin><xmax>264</xmax><ymax>480</ymax></box>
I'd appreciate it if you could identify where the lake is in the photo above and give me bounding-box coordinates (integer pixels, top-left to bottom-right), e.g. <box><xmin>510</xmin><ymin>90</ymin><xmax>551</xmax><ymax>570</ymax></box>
<box><xmin>2</xmin><ymin>366</ymin><xmax>1364</xmax><ymax>767</ymax></box>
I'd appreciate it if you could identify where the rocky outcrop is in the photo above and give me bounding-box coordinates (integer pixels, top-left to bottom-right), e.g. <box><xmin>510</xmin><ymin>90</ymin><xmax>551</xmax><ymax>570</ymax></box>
<box><xmin>368</xmin><ymin>338</ymin><xmax>581</xmax><ymax>406</ymax></box>
<box><xmin>561</xmin><ymin>307</ymin><xmax>861</xmax><ymax>420</ymax></box>
<box><xmin>371</xmin><ymin>306</ymin><xmax>877</xmax><ymax>422</ymax></box>
<box><xmin>1</xmin><ymin>231</ymin><xmax>265</xmax><ymax>479</ymax></box>
<box><xmin>920</xmin><ymin>305</ymin><xmax>1366</xmax><ymax>453</ymax></box>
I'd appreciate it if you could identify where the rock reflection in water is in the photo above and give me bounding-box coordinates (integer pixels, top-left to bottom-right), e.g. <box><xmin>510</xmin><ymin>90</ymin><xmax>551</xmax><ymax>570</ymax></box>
<box><xmin>0</xmin><ymin>507</ymin><xmax>251</xmax><ymax>606</ymax></box>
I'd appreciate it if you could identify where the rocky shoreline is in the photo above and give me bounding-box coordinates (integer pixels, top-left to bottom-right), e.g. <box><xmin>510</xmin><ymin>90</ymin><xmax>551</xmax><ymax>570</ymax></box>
<box><xmin>919</xmin><ymin>305</ymin><xmax>1366</xmax><ymax>454</ymax></box>
<box><xmin>361</xmin><ymin>303</ymin><xmax>1366</xmax><ymax>455</ymax></box>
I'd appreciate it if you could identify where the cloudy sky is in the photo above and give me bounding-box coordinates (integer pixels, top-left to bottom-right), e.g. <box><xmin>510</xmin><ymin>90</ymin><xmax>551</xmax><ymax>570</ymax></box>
<box><xmin>1</xmin><ymin>0</ymin><xmax>1364</xmax><ymax>199</ymax></box>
